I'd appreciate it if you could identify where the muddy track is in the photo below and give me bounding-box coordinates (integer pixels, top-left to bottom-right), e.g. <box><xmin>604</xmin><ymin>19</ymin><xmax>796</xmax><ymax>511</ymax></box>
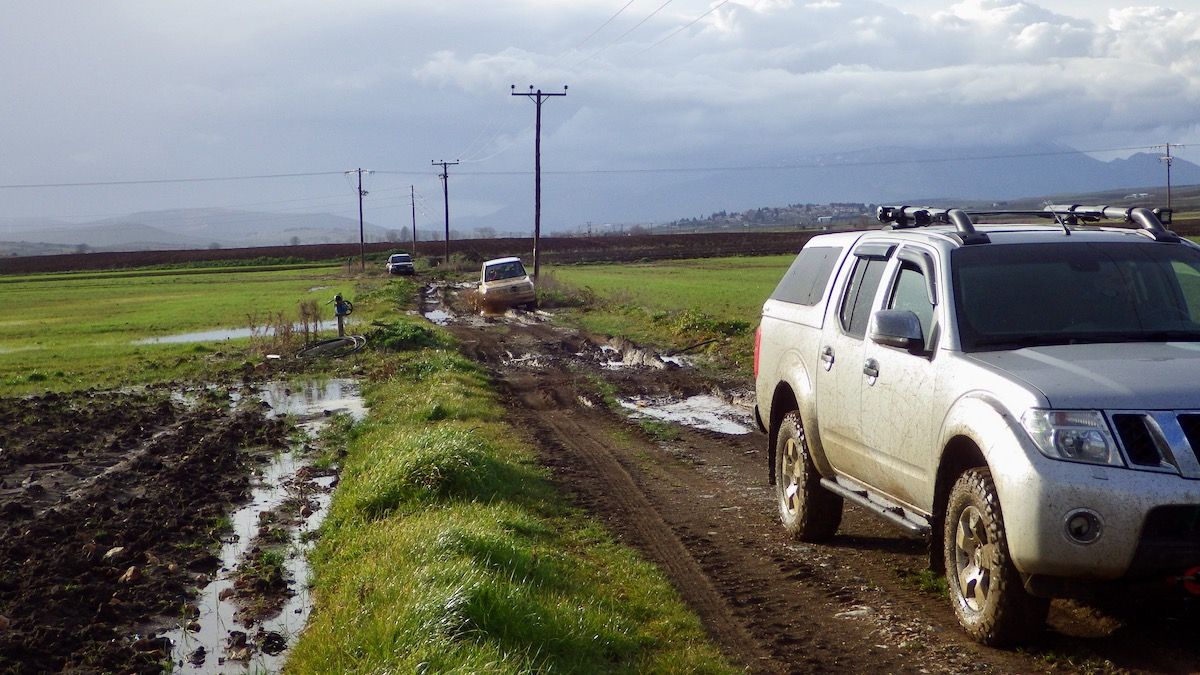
<box><xmin>433</xmin><ymin>283</ymin><xmax>1200</xmax><ymax>674</ymax></box>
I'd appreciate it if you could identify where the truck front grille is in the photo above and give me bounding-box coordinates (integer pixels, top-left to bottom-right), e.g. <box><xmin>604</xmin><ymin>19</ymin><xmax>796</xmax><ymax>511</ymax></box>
<box><xmin>1108</xmin><ymin>411</ymin><xmax>1200</xmax><ymax>478</ymax></box>
<box><xmin>1111</xmin><ymin>414</ymin><xmax>1161</xmax><ymax>466</ymax></box>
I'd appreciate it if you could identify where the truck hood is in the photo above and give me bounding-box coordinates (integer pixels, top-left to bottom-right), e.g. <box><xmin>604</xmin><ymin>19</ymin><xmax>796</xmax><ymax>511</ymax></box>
<box><xmin>967</xmin><ymin>342</ymin><xmax>1200</xmax><ymax>410</ymax></box>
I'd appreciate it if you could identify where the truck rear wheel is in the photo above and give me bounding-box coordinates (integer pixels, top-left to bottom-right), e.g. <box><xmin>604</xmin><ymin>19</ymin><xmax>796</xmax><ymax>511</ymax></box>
<box><xmin>944</xmin><ymin>468</ymin><xmax>1048</xmax><ymax>646</ymax></box>
<box><xmin>775</xmin><ymin>412</ymin><xmax>842</xmax><ymax>541</ymax></box>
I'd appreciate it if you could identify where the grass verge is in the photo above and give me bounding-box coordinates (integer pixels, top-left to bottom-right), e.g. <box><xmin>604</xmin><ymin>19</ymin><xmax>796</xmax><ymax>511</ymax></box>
<box><xmin>287</xmin><ymin>348</ymin><xmax>732</xmax><ymax>673</ymax></box>
<box><xmin>544</xmin><ymin>256</ymin><xmax>793</xmax><ymax>372</ymax></box>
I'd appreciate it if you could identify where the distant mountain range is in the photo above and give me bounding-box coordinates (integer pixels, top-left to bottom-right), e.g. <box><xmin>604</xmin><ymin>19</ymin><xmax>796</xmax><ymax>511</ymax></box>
<box><xmin>470</xmin><ymin>145</ymin><xmax>1200</xmax><ymax>232</ymax></box>
<box><xmin>0</xmin><ymin>208</ymin><xmax>397</xmax><ymax>255</ymax></box>
<box><xmin>3</xmin><ymin>144</ymin><xmax>1197</xmax><ymax>255</ymax></box>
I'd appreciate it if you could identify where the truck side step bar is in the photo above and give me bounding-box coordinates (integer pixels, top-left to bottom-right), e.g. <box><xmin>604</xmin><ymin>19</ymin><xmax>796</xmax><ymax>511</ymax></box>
<box><xmin>820</xmin><ymin>478</ymin><xmax>931</xmax><ymax>537</ymax></box>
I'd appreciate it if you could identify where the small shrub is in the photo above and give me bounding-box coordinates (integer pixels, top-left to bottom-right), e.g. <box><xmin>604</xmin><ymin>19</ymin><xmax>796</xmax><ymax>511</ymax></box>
<box><xmin>367</xmin><ymin>321</ymin><xmax>442</xmax><ymax>351</ymax></box>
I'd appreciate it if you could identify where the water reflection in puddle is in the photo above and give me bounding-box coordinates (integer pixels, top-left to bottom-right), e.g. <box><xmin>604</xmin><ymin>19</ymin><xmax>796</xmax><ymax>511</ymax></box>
<box><xmin>423</xmin><ymin>309</ymin><xmax>452</xmax><ymax>325</ymax></box>
<box><xmin>163</xmin><ymin>379</ymin><xmax>365</xmax><ymax>673</ymax></box>
<box><xmin>620</xmin><ymin>394</ymin><xmax>752</xmax><ymax>435</ymax></box>
<box><xmin>135</xmin><ymin>321</ymin><xmax>340</xmax><ymax>345</ymax></box>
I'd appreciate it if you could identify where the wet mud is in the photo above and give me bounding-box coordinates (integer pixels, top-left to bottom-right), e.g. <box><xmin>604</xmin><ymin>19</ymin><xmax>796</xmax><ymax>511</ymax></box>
<box><xmin>0</xmin><ymin>388</ymin><xmax>289</xmax><ymax>673</ymax></box>
<box><xmin>0</xmin><ymin>381</ymin><xmax>362</xmax><ymax>674</ymax></box>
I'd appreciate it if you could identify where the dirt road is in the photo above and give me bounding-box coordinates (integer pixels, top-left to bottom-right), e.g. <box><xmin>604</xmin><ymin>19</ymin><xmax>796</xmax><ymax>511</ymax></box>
<box><xmin>431</xmin><ymin>284</ymin><xmax>1200</xmax><ymax>674</ymax></box>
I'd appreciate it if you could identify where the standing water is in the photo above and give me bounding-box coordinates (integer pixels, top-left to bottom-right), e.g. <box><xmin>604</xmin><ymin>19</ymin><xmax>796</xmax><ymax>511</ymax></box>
<box><xmin>162</xmin><ymin>379</ymin><xmax>366</xmax><ymax>672</ymax></box>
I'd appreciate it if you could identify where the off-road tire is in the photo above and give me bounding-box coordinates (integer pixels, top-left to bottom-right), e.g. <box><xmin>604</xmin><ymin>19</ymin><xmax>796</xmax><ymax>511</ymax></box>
<box><xmin>775</xmin><ymin>412</ymin><xmax>842</xmax><ymax>541</ymax></box>
<box><xmin>944</xmin><ymin>468</ymin><xmax>1049</xmax><ymax>646</ymax></box>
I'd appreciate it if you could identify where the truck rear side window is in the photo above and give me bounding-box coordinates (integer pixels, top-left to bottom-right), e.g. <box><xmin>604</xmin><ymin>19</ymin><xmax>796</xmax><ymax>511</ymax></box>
<box><xmin>770</xmin><ymin>246</ymin><xmax>842</xmax><ymax>306</ymax></box>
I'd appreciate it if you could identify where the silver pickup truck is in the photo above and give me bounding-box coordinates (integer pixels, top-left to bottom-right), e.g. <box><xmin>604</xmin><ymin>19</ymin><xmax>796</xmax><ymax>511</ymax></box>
<box><xmin>754</xmin><ymin>205</ymin><xmax>1200</xmax><ymax>645</ymax></box>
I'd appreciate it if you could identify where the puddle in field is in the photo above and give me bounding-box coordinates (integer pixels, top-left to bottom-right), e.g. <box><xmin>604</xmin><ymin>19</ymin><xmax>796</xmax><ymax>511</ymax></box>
<box><xmin>591</xmin><ymin>342</ymin><xmax>692</xmax><ymax>371</ymax></box>
<box><xmin>619</xmin><ymin>394</ymin><xmax>753</xmax><ymax>435</ymax></box>
<box><xmin>423</xmin><ymin>309</ymin><xmax>452</xmax><ymax>325</ymax></box>
<box><xmin>162</xmin><ymin>379</ymin><xmax>366</xmax><ymax>673</ymax></box>
<box><xmin>135</xmin><ymin>321</ymin><xmax>341</xmax><ymax>345</ymax></box>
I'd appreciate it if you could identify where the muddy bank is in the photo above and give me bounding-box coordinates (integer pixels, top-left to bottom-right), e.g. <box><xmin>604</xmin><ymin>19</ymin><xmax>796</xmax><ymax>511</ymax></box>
<box><xmin>0</xmin><ymin>387</ymin><xmax>290</xmax><ymax>674</ymax></box>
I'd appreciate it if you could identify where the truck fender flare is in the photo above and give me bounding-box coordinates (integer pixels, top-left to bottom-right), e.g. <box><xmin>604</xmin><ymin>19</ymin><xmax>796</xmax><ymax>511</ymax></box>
<box><xmin>767</xmin><ymin>350</ymin><xmax>822</xmax><ymax>484</ymax></box>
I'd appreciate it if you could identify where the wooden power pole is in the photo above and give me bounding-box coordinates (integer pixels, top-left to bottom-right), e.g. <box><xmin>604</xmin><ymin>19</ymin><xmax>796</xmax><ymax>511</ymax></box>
<box><xmin>410</xmin><ymin>185</ymin><xmax>417</xmax><ymax>253</ymax></box>
<box><xmin>512</xmin><ymin>84</ymin><xmax>567</xmax><ymax>279</ymax></box>
<box><xmin>432</xmin><ymin>160</ymin><xmax>459</xmax><ymax>266</ymax></box>
<box><xmin>345</xmin><ymin>168</ymin><xmax>372</xmax><ymax>271</ymax></box>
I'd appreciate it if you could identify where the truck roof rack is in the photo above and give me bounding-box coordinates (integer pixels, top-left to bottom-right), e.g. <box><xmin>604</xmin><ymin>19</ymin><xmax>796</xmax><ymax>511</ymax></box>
<box><xmin>876</xmin><ymin>204</ymin><xmax>1179</xmax><ymax>244</ymax></box>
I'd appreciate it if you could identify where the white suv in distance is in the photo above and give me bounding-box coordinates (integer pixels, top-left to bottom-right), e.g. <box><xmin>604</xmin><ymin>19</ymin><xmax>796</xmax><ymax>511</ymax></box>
<box><xmin>754</xmin><ymin>204</ymin><xmax>1200</xmax><ymax>645</ymax></box>
<box><xmin>478</xmin><ymin>257</ymin><xmax>536</xmax><ymax>310</ymax></box>
<box><xmin>385</xmin><ymin>252</ymin><xmax>415</xmax><ymax>276</ymax></box>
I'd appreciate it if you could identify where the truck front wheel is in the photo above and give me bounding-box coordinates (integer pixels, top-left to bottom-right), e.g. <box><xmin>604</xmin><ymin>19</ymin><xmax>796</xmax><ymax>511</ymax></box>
<box><xmin>944</xmin><ymin>468</ymin><xmax>1048</xmax><ymax>646</ymax></box>
<box><xmin>775</xmin><ymin>412</ymin><xmax>842</xmax><ymax>541</ymax></box>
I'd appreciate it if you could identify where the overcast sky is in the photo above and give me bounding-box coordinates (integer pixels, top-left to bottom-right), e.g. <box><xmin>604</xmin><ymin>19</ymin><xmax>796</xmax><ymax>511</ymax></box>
<box><xmin>1</xmin><ymin>0</ymin><xmax>1197</xmax><ymax>231</ymax></box>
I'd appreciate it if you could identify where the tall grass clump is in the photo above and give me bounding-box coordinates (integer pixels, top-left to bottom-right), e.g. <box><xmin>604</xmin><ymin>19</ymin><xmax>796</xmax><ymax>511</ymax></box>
<box><xmin>287</xmin><ymin>345</ymin><xmax>732</xmax><ymax>674</ymax></box>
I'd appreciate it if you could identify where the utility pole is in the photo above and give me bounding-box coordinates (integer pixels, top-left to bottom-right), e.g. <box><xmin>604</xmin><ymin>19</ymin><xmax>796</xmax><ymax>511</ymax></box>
<box><xmin>1158</xmin><ymin>143</ymin><xmax>1186</xmax><ymax>211</ymax></box>
<box><xmin>512</xmin><ymin>84</ymin><xmax>568</xmax><ymax>279</ymax></box>
<box><xmin>345</xmin><ymin>168</ymin><xmax>372</xmax><ymax>271</ymax></box>
<box><xmin>410</xmin><ymin>185</ymin><xmax>417</xmax><ymax>253</ymax></box>
<box><xmin>432</xmin><ymin>160</ymin><xmax>459</xmax><ymax>265</ymax></box>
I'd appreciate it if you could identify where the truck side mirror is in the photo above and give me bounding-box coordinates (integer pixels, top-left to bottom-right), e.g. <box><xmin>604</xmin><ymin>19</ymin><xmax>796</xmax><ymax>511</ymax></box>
<box><xmin>870</xmin><ymin>309</ymin><xmax>924</xmax><ymax>352</ymax></box>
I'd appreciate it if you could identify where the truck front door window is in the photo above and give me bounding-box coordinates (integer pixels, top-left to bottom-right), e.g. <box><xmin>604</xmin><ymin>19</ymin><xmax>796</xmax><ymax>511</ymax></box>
<box><xmin>890</xmin><ymin>263</ymin><xmax>935</xmax><ymax>347</ymax></box>
<box><xmin>840</xmin><ymin>257</ymin><xmax>888</xmax><ymax>338</ymax></box>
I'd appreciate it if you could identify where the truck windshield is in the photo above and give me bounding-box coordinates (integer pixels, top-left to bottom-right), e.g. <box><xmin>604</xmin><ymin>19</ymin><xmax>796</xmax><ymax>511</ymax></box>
<box><xmin>484</xmin><ymin>261</ymin><xmax>527</xmax><ymax>281</ymax></box>
<box><xmin>952</xmin><ymin>242</ymin><xmax>1200</xmax><ymax>351</ymax></box>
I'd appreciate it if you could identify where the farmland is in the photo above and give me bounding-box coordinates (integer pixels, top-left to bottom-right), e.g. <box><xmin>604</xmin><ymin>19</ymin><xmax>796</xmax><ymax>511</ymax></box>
<box><xmin>4</xmin><ymin>249</ymin><xmax>1200</xmax><ymax>673</ymax></box>
<box><xmin>0</xmin><ymin>262</ymin><xmax>731</xmax><ymax>673</ymax></box>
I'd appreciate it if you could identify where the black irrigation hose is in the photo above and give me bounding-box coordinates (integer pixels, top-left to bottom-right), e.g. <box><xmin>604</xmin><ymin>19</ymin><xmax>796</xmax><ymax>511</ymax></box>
<box><xmin>296</xmin><ymin>335</ymin><xmax>367</xmax><ymax>359</ymax></box>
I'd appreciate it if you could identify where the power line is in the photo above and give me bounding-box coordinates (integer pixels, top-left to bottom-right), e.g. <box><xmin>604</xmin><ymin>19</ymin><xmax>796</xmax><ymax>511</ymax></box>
<box><xmin>381</xmin><ymin>144</ymin><xmax>1168</xmax><ymax>177</ymax></box>
<box><xmin>637</xmin><ymin>0</ymin><xmax>732</xmax><ymax>54</ymax></box>
<box><xmin>575</xmin><ymin>0</ymin><xmax>639</xmax><ymax>48</ymax></box>
<box><xmin>572</xmin><ymin>0</ymin><xmax>676</xmax><ymax>69</ymax></box>
<box><xmin>0</xmin><ymin>170</ymin><xmax>344</xmax><ymax>190</ymax></box>
<box><xmin>0</xmin><ymin>144</ymin><xmax>1175</xmax><ymax>201</ymax></box>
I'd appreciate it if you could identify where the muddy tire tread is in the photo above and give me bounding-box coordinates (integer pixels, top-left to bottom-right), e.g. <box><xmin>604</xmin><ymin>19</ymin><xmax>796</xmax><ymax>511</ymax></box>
<box><xmin>775</xmin><ymin>411</ymin><xmax>842</xmax><ymax>541</ymax></box>
<box><xmin>943</xmin><ymin>468</ymin><xmax>1049</xmax><ymax>647</ymax></box>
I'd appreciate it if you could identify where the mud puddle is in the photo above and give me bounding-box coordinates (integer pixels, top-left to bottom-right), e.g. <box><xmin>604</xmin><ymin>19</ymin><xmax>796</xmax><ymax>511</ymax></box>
<box><xmin>421</xmin><ymin>281</ymin><xmax>548</xmax><ymax>327</ymax></box>
<box><xmin>162</xmin><ymin>379</ymin><xmax>366</xmax><ymax>673</ymax></box>
<box><xmin>619</xmin><ymin>394</ymin><xmax>753</xmax><ymax>435</ymax></box>
<box><xmin>136</xmin><ymin>321</ymin><xmax>341</xmax><ymax>345</ymax></box>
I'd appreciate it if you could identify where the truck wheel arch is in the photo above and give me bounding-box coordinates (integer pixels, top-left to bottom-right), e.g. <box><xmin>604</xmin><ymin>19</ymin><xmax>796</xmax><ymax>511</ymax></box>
<box><xmin>767</xmin><ymin>383</ymin><xmax>799</xmax><ymax>485</ymax></box>
<box><xmin>930</xmin><ymin>435</ymin><xmax>987</xmax><ymax>573</ymax></box>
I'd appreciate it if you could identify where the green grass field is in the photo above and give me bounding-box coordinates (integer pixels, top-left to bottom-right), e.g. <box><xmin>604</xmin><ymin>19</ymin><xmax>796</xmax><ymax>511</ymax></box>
<box><xmin>0</xmin><ymin>265</ymin><xmax>358</xmax><ymax>393</ymax></box>
<box><xmin>546</xmin><ymin>255</ymin><xmax>792</xmax><ymax>372</ymax></box>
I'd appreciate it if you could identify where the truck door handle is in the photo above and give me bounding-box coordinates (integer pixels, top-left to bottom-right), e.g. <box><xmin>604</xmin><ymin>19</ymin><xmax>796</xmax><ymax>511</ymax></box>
<box><xmin>820</xmin><ymin>346</ymin><xmax>835</xmax><ymax>370</ymax></box>
<box><xmin>863</xmin><ymin>359</ymin><xmax>879</xmax><ymax>379</ymax></box>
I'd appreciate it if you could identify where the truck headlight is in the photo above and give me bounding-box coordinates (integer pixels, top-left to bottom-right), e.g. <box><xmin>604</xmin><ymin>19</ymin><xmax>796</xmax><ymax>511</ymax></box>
<box><xmin>1021</xmin><ymin>410</ymin><xmax>1123</xmax><ymax>466</ymax></box>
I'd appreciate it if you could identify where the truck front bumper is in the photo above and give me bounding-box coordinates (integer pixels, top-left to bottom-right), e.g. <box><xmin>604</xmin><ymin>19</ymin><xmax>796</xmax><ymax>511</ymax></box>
<box><xmin>994</xmin><ymin>447</ymin><xmax>1200</xmax><ymax>581</ymax></box>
